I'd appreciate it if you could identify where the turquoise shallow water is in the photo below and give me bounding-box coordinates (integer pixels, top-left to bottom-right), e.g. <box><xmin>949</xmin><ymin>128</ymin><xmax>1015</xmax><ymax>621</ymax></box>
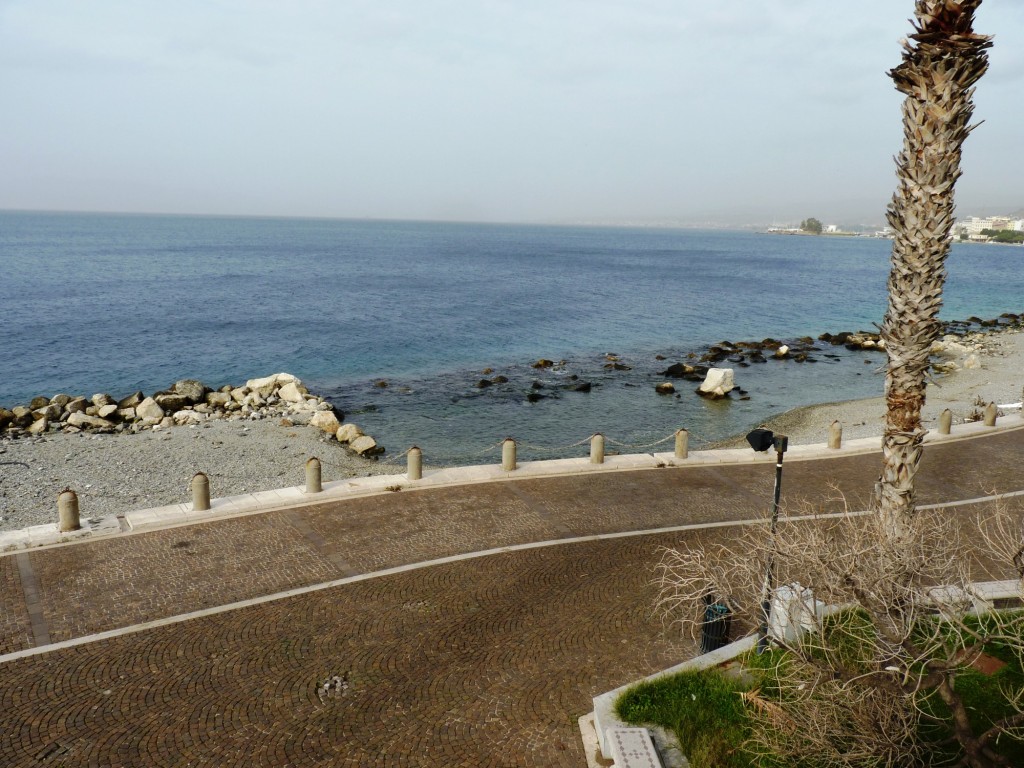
<box><xmin>1</xmin><ymin>211</ymin><xmax>1021</xmax><ymax>462</ymax></box>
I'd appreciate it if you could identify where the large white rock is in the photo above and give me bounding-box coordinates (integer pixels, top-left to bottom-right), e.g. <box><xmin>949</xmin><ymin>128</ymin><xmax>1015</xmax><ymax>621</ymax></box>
<box><xmin>310</xmin><ymin>410</ymin><xmax>341</xmax><ymax>434</ymax></box>
<box><xmin>335</xmin><ymin>423</ymin><xmax>363</xmax><ymax>444</ymax></box>
<box><xmin>350</xmin><ymin>435</ymin><xmax>379</xmax><ymax>455</ymax></box>
<box><xmin>698</xmin><ymin>368</ymin><xmax>735</xmax><ymax>398</ymax></box>
<box><xmin>27</xmin><ymin>417</ymin><xmax>48</xmax><ymax>435</ymax></box>
<box><xmin>135</xmin><ymin>397</ymin><xmax>165</xmax><ymax>421</ymax></box>
<box><xmin>277</xmin><ymin>381</ymin><xmax>308</xmax><ymax>403</ymax></box>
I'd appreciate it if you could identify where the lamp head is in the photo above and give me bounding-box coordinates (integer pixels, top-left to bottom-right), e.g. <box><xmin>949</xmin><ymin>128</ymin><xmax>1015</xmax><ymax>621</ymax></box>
<box><xmin>746</xmin><ymin>428</ymin><xmax>789</xmax><ymax>454</ymax></box>
<box><xmin>746</xmin><ymin>428</ymin><xmax>775</xmax><ymax>452</ymax></box>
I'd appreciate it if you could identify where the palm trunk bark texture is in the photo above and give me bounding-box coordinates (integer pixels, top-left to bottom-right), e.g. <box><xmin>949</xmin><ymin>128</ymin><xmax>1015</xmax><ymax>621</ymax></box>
<box><xmin>878</xmin><ymin>1</ymin><xmax>991</xmax><ymax>534</ymax></box>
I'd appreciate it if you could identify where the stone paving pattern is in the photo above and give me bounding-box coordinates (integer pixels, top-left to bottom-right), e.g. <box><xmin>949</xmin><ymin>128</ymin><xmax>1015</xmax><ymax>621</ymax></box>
<box><xmin>0</xmin><ymin>555</ymin><xmax>32</xmax><ymax>655</ymax></box>
<box><xmin>0</xmin><ymin>426</ymin><xmax>1022</xmax><ymax>766</ymax></box>
<box><xmin>29</xmin><ymin>512</ymin><xmax>339</xmax><ymax>642</ymax></box>
<box><xmin>0</xmin><ymin>532</ymin><xmax>720</xmax><ymax>767</ymax></box>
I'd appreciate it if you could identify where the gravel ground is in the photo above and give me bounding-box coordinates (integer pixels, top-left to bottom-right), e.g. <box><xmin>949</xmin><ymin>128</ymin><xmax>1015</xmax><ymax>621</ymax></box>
<box><xmin>0</xmin><ymin>418</ymin><xmax>400</xmax><ymax>532</ymax></box>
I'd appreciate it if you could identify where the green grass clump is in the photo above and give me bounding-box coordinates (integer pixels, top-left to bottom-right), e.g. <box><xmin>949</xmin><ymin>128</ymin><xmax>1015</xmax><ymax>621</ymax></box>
<box><xmin>615</xmin><ymin>668</ymin><xmax>754</xmax><ymax>767</ymax></box>
<box><xmin>614</xmin><ymin>611</ymin><xmax>1024</xmax><ymax>767</ymax></box>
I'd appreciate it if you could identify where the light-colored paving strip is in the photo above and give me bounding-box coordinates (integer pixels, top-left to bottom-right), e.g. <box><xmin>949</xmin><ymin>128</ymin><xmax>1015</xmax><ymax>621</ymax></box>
<box><xmin>14</xmin><ymin>553</ymin><xmax>50</xmax><ymax>647</ymax></box>
<box><xmin>3</xmin><ymin>487</ymin><xmax>1019</xmax><ymax>667</ymax></box>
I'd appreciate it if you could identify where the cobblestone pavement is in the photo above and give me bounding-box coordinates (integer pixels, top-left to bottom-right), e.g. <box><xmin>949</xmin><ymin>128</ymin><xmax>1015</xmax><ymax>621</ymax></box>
<box><xmin>0</xmin><ymin>426</ymin><xmax>1022</xmax><ymax>766</ymax></box>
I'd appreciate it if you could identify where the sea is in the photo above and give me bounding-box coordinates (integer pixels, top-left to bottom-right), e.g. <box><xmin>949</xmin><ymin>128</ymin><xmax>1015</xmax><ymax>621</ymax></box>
<box><xmin>1</xmin><ymin>211</ymin><xmax>1021</xmax><ymax>465</ymax></box>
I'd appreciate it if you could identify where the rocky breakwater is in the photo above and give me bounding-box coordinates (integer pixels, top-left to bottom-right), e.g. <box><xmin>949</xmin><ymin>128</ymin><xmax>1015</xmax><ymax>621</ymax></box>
<box><xmin>650</xmin><ymin>329</ymin><xmax>888</xmax><ymax>401</ymax></box>
<box><xmin>930</xmin><ymin>329</ymin><xmax>1015</xmax><ymax>375</ymax></box>
<box><xmin>0</xmin><ymin>373</ymin><xmax>385</xmax><ymax>457</ymax></box>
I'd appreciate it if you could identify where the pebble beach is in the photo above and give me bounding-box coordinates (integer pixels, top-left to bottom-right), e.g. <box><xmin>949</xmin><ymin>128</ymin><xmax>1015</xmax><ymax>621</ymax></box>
<box><xmin>0</xmin><ymin>392</ymin><xmax>399</xmax><ymax>533</ymax></box>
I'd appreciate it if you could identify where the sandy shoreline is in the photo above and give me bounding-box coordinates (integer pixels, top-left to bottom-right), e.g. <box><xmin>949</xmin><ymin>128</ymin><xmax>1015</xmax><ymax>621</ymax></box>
<box><xmin>2</xmin><ymin>328</ymin><xmax>1022</xmax><ymax>533</ymax></box>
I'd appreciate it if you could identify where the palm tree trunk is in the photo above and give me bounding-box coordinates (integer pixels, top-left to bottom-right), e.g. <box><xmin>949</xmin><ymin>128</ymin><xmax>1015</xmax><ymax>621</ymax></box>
<box><xmin>878</xmin><ymin>1</ymin><xmax>991</xmax><ymax>536</ymax></box>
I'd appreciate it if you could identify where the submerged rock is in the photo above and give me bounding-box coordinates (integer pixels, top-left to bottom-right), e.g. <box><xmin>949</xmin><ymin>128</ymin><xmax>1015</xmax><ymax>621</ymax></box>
<box><xmin>659</xmin><ymin>362</ymin><xmax>694</xmax><ymax>378</ymax></box>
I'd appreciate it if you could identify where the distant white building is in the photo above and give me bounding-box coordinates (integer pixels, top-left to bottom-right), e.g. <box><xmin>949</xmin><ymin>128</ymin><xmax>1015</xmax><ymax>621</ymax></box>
<box><xmin>825</xmin><ymin>224</ymin><xmax>840</xmax><ymax>233</ymax></box>
<box><xmin>954</xmin><ymin>216</ymin><xmax>1022</xmax><ymax>237</ymax></box>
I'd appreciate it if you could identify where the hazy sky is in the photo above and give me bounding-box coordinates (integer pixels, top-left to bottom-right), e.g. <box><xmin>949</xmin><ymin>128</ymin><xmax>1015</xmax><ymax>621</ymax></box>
<box><xmin>2</xmin><ymin>1</ymin><xmax>1021</xmax><ymax>225</ymax></box>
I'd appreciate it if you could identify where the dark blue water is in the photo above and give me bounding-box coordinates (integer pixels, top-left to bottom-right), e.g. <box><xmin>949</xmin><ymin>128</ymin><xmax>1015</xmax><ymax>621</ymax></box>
<box><xmin>1</xmin><ymin>211</ymin><xmax>1021</xmax><ymax>462</ymax></box>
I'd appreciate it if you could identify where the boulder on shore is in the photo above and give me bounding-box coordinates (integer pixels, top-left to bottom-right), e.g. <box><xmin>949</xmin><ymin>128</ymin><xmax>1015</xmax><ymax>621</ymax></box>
<box><xmin>11</xmin><ymin>407</ymin><xmax>33</xmax><ymax>428</ymax></box>
<box><xmin>117</xmin><ymin>391</ymin><xmax>145</xmax><ymax>409</ymax></box>
<box><xmin>336</xmin><ymin>423</ymin><xmax>363</xmax><ymax>444</ymax></box>
<box><xmin>67</xmin><ymin>412</ymin><xmax>115</xmax><ymax>430</ymax></box>
<box><xmin>1</xmin><ymin>371</ymin><xmax>382</xmax><ymax>450</ymax></box>
<box><xmin>173</xmin><ymin>379</ymin><xmax>207</xmax><ymax>404</ymax></box>
<box><xmin>65</xmin><ymin>398</ymin><xmax>87</xmax><ymax>415</ymax></box>
<box><xmin>277</xmin><ymin>381</ymin><xmax>308</xmax><ymax>403</ymax></box>
<box><xmin>310</xmin><ymin>410</ymin><xmax>341</xmax><ymax>434</ymax></box>
<box><xmin>350</xmin><ymin>435</ymin><xmax>381</xmax><ymax>456</ymax></box>
<box><xmin>155</xmin><ymin>393</ymin><xmax>190</xmax><ymax>413</ymax></box>
<box><xmin>135</xmin><ymin>397</ymin><xmax>165</xmax><ymax>421</ymax></box>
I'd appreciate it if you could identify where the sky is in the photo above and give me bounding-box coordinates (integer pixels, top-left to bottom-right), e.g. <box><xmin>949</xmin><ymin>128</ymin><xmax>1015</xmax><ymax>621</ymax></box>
<box><xmin>1</xmin><ymin>1</ymin><xmax>1021</xmax><ymax>226</ymax></box>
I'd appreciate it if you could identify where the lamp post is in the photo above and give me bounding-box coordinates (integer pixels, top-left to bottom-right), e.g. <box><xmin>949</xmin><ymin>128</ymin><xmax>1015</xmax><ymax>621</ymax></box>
<box><xmin>746</xmin><ymin>428</ymin><xmax>789</xmax><ymax>654</ymax></box>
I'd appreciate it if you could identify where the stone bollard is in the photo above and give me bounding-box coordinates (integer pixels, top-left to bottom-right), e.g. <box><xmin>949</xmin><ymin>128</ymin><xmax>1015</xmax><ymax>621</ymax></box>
<box><xmin>984</xmin><ymin>401</ymin><xmax>997</xmax><ymax>427</ymax></box>
<box><xmin>590</xmin><ymin>433</ymin><xmax>605</xmax><ymax>464</ymax></box>
<box><xmin>938</xmin><ymin>408</ymin><xmax>952</xmax><ymax>435</ymax></box>
<box><xmin>305</xmin><ymin>457</ymin><xmax>322</xmax><ymax>493</ymax></box>
<box><xmin>501</xmin><ymin>438</ymin><xmax>517</xmax><ymax>471</ymax></box>
<box><xmin>674</xmin><ymin>429</ymin><xmax>689</xmax><ymax>460</ymax></box>
<box><xmin>191</xmin><ymin>472</ymin><xmax>211</xmax><ymax>512</ymax></box>
<box><xmin>827</xmin><ymin>420</ymin><xmax>842</xmax><ymax>450</ymax></box>
<box><xmin>407</xmin><ymin>446</ymin><xmax>423</xmax><ymax>481</ymax></box>
<box><xmin>57</xmin><ymin>488</ymin><xmax>80</xmax><ymax>532</ymax></box>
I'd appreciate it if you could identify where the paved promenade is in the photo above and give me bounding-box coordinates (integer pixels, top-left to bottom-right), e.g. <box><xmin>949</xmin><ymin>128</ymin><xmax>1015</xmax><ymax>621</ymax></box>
<box><xmin>1</xmin><ymin>426</ymin><xmax>1022</xmax><ymax>766</ymax></box>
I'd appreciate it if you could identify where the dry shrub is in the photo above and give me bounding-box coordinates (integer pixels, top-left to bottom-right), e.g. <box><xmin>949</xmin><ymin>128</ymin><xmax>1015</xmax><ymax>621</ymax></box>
<box><xmin>654</xmin><ymin>498</ymin><xmax>1024</xmax><ymax>767</ymax></box>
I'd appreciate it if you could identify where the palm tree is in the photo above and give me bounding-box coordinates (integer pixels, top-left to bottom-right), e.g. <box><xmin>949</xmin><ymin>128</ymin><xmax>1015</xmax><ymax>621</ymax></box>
<box><xmin>877</xmin><ymin>1</ymin><xmax>991</xmax><ymax>537</ymax></box>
